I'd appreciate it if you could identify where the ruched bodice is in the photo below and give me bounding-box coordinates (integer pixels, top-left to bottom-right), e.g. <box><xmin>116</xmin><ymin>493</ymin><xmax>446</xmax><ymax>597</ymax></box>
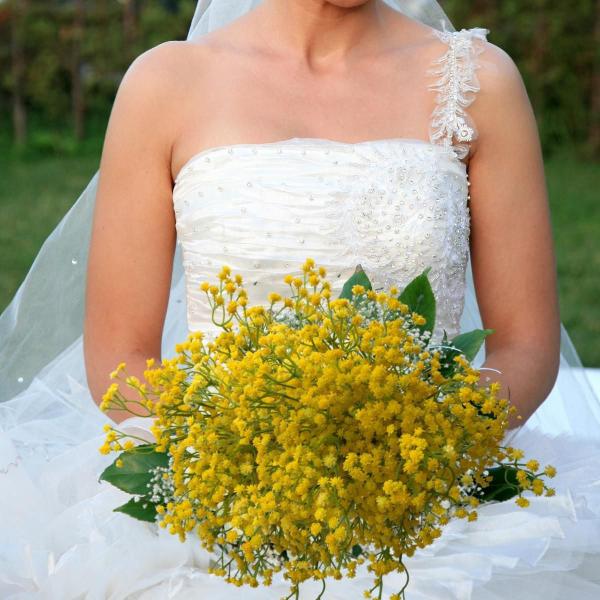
<box><xmin>172</xmin><ymin>137</ymin><xmax>469</xmax><ymax>342</ymax></box>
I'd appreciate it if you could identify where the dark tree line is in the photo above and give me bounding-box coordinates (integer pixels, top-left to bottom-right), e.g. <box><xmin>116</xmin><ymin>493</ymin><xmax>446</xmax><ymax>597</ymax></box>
<box><xmin>1</xmin><ymin>0</ymin><xmax>598</xmax><ymax>157</ymax></box>
<box><xmin>0</xmin><ymin>0</ymin><xmax>196</xmax><ymax>148</ymax></box>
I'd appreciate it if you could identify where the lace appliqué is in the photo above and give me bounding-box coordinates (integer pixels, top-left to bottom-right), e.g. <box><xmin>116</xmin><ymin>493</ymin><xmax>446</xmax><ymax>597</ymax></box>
<box><xmin>428</xmin><ymin>27</ymin><xmax>489</xmax><ymax>160</ymax></box>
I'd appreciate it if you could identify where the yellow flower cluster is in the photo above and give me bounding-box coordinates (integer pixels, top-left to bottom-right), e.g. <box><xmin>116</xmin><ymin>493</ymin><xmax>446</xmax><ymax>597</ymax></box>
<box><xmin>100</xmin><ymin>259</ymin><xmax>556</xmax><ymax>600</ymax></box>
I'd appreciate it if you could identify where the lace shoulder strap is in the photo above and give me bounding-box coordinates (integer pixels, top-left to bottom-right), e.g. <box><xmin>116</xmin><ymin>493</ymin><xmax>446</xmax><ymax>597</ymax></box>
<box><xmin>428</xmin><ymin>27</ymin><xmax>489</xmax><ymax>160</ymax></box>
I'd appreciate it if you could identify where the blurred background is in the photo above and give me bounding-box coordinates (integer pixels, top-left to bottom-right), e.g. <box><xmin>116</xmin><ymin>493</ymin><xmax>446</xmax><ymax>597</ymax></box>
<box><xmin>0</xmin><ymin>0</ymin><xmax>598</xmax><ymax>365</ymax></box>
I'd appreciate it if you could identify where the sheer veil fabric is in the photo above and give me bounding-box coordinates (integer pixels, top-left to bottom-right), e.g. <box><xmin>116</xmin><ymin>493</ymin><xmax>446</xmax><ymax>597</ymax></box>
<box><xmin>187</xmin><ymin>0</ymin><xmax>454</xmax><ymax>40</ymax></box>
<box><xmin>1</xmin><ymin>1</ymin><xmax>600</xmax><ymax>598</ymax></box>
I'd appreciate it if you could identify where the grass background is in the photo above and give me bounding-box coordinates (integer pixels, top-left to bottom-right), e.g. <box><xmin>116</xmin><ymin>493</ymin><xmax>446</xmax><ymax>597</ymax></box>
<box><xmin>0</xmin><ymin>140</ymin><xmax>598</xmax><ymax>366</ymax></box>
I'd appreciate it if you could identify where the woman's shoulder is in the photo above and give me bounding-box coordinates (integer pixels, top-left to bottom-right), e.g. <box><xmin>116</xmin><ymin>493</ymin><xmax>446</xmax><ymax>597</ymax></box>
<box><xmin>388</xmin><ymin>16</ymin><xmax>520</xmax><ymax>89</ymax></box>
<box><xmin>405</xmin><ymin>18</ymin><xmax>522</xmax><ymax>91</ymax></box>
<box><xmin>463</xmin><ymin>33</ymin><xmax>532</xmax><ymax>143</ymax></box>
<box><xmin>109</xmin><ymin>39</ymin><xmax>227</xmax><ymax>140</ymax></box>
<box><xmin>426</xmin><ymin>24</ymin><xmax>522</xmax><ymax>89</ymax></box>
<box><xmin>473</xmin><ymin>34</ymin><xmax>525</xmax><ymax>97</ymax></box>
<box><xmin>118</xmin><ymin>40</ymin><xmax>216</xmax><ymax>92</ymax></box>
<box><xmin>116</xmin><ymin>32</ymin><xmax>255</xmax><ymax>108</ymax></box>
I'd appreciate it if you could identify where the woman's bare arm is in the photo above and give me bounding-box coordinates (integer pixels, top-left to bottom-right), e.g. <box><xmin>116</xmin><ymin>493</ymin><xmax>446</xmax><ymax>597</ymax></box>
<box><xmin>84</xmin><ymin>44</ymin><xmax>182</xmax><ymax>423</ymax></box>
<box><xmin>468</xmin><ymin>42</ymin><xmax>561</xmax><ymax>427</ymax></box>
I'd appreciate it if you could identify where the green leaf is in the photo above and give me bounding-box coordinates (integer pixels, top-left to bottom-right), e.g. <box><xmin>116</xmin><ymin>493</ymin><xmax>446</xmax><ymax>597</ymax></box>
<box><xmin>351</xmin><ymin>544</ymin><xmax>363</xmax><ymax>557</ymax></box>
<box><xmin>434</xmin><ymin>328</ymin><xmax>494</xmax><ymax>378</ymax></box>
<box><xmin>450</xmin><ymin>329</ymin><xmax>494</xmax><ymax>362</ymax></box>
<box><xmin>339</xmin><ymin>265</ymin><xmax>373</xmax><ymax>300</ymax></box>
<box><xmin>437</xmin><ymin>349</ymin><xmax>460</xmax><ymax>378</ymax></box>
<box><xmin>474</xmin><ymin>465</ymin><xmax>531</xmax><ymax>503</ymax></box>
<box><xmin>99</xmin><ymin>444</ymin><xmax>169</xmax><ymax>495</ymax></box>
<box><xmin>114</xmin><ymin>497</ymin><xmax>158</xmax><ymax>523</ymax></box>
<box><xmin>398</xmin><ymin>268</ymin><xmax>436</xmax><ymax>335</ymax></box>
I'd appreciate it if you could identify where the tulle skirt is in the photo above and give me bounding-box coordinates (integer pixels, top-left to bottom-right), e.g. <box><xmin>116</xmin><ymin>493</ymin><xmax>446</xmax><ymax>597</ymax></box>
<box><xmin>2</xmin><ymin>323</ymin><xmax>600</xmax><ymax>600</ymax></box>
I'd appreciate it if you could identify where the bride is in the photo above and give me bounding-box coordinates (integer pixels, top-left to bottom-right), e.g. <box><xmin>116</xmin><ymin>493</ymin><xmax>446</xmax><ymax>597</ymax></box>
<box><xmin>2</xmin><ymin>1</ymin><xmax>600</xmax><ymax>598</ymax></box>
<box><xmin>86</xmin><ymin>0</ymin><xmax>557</xmax><ymax>426</ymax></box>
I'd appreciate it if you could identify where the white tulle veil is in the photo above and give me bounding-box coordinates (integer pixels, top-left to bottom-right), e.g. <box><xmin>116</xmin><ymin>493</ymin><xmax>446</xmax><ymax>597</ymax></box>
<box><xmin>1</xmin><ymin>0</ymin><xmax>599</xmax><ymax>442</ymax></box>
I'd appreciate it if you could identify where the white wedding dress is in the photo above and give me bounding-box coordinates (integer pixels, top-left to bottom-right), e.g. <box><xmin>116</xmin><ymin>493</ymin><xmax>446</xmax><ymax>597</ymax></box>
<box><xmin>2</xmin><ymin>28</ymin><xmax>600</xmax><ymax>599</ymax></box>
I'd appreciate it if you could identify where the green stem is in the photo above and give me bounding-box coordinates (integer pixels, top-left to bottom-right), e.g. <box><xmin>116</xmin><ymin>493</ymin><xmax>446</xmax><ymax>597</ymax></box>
<box><xmin>315</xmin><ymin>578</ymin><xmax>327</xmax><ymax>600</ymax></box>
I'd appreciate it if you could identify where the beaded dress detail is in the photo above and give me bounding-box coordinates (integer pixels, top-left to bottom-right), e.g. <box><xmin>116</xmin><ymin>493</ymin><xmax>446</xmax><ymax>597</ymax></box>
<box><xmin>172</xmin><ymin>27</ymin><xmax>488</xmax><ymax>343</ymax></box>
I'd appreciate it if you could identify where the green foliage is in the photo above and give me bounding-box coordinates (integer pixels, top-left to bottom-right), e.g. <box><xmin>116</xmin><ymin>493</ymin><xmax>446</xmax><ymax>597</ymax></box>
<box><xmin>435</xmin><ymin>329</ymin><xmax>494</xmax><ymax>379</ymax></box>
<box><xmin>0</xmin><ymin>0</ymin><xmax>196</xmax><ymax>146</ymax></box>
<box><xmin>114</xmin><ymin>497</ymin><xmax>158</xmax><ymax>523</ymax></box>
<box><xmin>99</xmin><ymin>443</ymin><xmax>169</xmax><ymax>523</ymax></box>
<box><xmin>450</xmin><ymin>329</ymin><xmax>495</xmax><ymax>362</ymax></box>
<box><xmin>470</xmin><ymin>465</ymin><xmax>530</xmax><ymax>502</ymax></box>
<box><xmin>28</xmin><ymin>129</ymin><xmax>79</xmax><ymax>155</ymax></box>
<box><xmin>398</xmin><ymin>268</ymin><xmax>436</xmax><ymax>336</ymax></box>
<box><xmin>99</xmin><ymin>443</ymin><xmax>169</xmax><ymax>495</ymax></box>
<box><xmin>546</xmin><ymin>149</ymin><xmax>600</xmax><ymax>366</ymax></box>
<box><xmin>338</xmin><ymin>265</ymin><xmax>373</xmax><ymax>300</ymax></box>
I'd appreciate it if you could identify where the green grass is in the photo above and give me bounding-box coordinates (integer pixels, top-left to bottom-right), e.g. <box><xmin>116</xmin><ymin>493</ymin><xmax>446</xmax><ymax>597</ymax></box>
<box><xmin>0</xmin><ymin>144</ymin><xmax>102</xmax><ymax>312</ymax></box>
<box><xmin>546</xmin><ymin>149</ymin><xmax>600</xmax><ymax>367</ymax></box>
<box><xmin>0</xmin><ymin>143</ymin><xmax>599</xmax><ymax>366</ymax></box>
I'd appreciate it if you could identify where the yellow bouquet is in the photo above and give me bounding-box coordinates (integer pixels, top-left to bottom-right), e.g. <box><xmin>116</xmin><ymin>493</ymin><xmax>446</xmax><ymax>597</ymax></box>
<box><xmin>99</xmin><ymin>259</ymin><xmax>556</xmax><ymax>600</ymax></box>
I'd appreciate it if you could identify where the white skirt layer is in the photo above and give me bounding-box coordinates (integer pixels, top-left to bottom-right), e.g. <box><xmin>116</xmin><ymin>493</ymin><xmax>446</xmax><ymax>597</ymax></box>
<box><xmin>2</xmin><ymin>336</ymin><xmax>600</xmax><ymax>600</ymax></box>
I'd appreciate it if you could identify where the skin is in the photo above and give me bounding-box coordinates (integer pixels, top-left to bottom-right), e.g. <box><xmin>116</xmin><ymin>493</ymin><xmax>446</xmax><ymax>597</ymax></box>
<box><xmin>84</xmin><ymin>0</ymin><xmax>560</xmax><ymax>426</ymax></box>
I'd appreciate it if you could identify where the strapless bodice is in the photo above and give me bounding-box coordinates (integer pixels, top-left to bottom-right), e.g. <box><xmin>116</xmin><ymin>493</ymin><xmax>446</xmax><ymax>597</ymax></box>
<box><xmin>172</xmin><ymin>137</ymin><xmax>469</xmax><ymax>342</ymax></box>
<box><xmin>171</xmin><ymin>26</ymin><xmax>490</xmax><ymax>343</ymax></box>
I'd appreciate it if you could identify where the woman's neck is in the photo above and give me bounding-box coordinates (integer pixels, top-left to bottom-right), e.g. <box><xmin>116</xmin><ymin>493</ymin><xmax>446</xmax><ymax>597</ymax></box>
<box><xmin>255</xmin><ymin>0</ymin><xmax>396</xmax><ymax>67</ymax></box>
